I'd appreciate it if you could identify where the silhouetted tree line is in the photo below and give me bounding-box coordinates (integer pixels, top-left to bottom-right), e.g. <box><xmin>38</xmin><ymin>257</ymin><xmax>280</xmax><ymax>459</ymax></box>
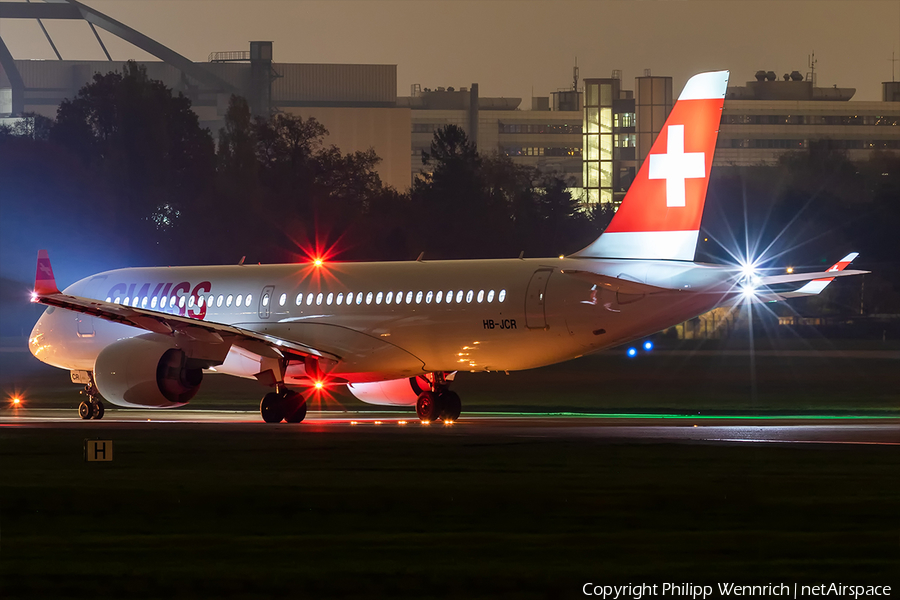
<box><xmin>1</xmin><ymin>61</ymin><xmax>898</xmax><ymax>314</ymax></box>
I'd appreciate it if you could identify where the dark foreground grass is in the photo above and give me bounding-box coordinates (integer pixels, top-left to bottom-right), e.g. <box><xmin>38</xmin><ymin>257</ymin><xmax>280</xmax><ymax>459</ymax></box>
<box><xmin>1</xmin><ymin>426</ymin><xmax>898</xmax><ymax>599</ymax></box>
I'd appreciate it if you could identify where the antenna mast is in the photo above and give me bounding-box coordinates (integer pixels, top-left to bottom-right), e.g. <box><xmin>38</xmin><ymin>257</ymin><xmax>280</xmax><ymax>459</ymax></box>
<box><xmin>806</xmin><ymin>51</ymin><xmax>817</xmax><ymax>86</ymax></box>
<box><xmin>573</xmin><ymin>57</ymin><xmax>579</xmax><ymax>91</ymax></box>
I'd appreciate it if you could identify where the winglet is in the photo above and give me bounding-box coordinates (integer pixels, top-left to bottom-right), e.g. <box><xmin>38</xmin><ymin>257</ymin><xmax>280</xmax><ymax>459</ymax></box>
<box><xmin>794</xmin><ymin>252</ymin><xmax>859</xmax><ymax>295</ymax></box>
<box><xmin>34</xmin><ymin>250</ymin><xmax>60</xmax><ymax>296</ymax></box>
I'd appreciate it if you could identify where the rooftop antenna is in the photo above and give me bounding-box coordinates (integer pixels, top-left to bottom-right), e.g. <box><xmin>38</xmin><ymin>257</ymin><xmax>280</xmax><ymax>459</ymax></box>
<box><xmin>573</xmin><ymin>57</ymin><xmax>579</xmax><ymax>91</ymax></box>
<box><xmin>891</xmin><ymin>50</ymin><xmax>898</xmax><ymax>82</ymax></box>
<box><xmin>806</xmin><ymin>51</ymin><xmax>817</xmax><ymax>86</ymax></box>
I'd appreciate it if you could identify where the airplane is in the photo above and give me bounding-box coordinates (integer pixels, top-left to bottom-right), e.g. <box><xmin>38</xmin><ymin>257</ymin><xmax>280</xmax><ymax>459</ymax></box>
<box><xmin>27</xmin><ymin>70</ymin><xmax>868</xmax><ymax>423</ymax></box>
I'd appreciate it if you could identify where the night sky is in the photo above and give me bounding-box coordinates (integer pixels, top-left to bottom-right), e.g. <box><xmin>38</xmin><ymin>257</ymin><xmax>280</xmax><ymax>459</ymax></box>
<box><xmin>1</xmin><ymin>0</ymin><xmax>899</xmax><ymax>101</ymax></box>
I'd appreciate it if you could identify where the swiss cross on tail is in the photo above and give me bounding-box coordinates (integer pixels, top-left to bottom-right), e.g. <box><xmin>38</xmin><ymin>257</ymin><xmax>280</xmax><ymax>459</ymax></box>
<box><xmin>33</xmin><ymin>249</ymin><xmax>61</xmax><ymax>296</ymax></box>
<box><xmin>574</xmin><ymin>70</ymin><xmax>729</xmax><ymax>261</ymax></box>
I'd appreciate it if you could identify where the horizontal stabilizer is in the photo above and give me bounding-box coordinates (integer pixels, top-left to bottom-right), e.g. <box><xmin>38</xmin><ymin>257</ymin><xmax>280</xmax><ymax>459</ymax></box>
<box><xmin>761</xmin><ymin>269</ymin><xmax>868</xmax><ymax>286</ymax></box>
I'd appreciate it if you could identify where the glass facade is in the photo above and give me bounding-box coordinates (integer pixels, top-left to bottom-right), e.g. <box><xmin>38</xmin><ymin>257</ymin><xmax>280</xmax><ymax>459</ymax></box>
<box><xmin>583</xmin><ymin>79</ymin><xmax>616</xmax><ymax>205</ymax></box>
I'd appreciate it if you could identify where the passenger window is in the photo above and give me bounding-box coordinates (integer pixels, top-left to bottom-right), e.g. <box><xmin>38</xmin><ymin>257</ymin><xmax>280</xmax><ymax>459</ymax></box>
<box><xmin>487</xmin><ymin>290</ymin><xmax>495</xmax><ymax>303</ymax></box>
<box><xmin>106</xmin><ymin>297</ymin><xmax>112</xmax><ymax>303</ymax></box>
<box><xmin>235</xmin><ymin>295</ymin><xmax>242</xmax><ymax>307</ymax></box>
<box><xmin>356</xmin><ymin>292</ymin><xmax>364</xmax><ymax>305</ymax></box>
<box><xmin>262</xmin><ymin>293</ymin><xmax>269</xmax><ymax>307</ymax></box>
<box><xmin>446</xmin><ymin>291</ymin><xmax>453</xmax><ymax>304</ymax></box>
<box><xmin>208</xmin><ymin>295</ymin><xmax>215</xmax><ymax>308</ymax></box>
<box><xmin>426</xmin><ymin>291</ymin><xmax>433</xmax><ymax>304</ymax></box>
<box><xmin>466</xmin><ymin>290</ymin><xmax>474</xmax><ymax>303</ymax></box>
<box><xmin>499</xmin><ymin>289</ymin><xmax>507</xmax><ymax>302</ymax></box>
<box><xmin>435</xmin><ymin>291</ymin><xmax>443</xmax><ymax>303</ymax></box>
<box><xmin>405</xmin><ymin>291</ymin><xmax>413</xmax><ymax>304</ymax></box>
<box><xmin>415</xmin><ymin>291</ymin><xmax>423</xmax><ymax>304</ymax></box>
<box><xmin>316</xmin><ymin>293</ymin><xmax>323</xmax><ymax>305</ymax></box>
<box><xmin>396</xmin><ymin>292</ymin><xmax>403</xmax><ymax>304</ymax></box>
<box><xmin>296</xmin><ymin>294</ymin><xmax>303</xmax><ymax>306</ymax></box>
<box><xmin>376</xmin><ymin>292</ymin><xmax>383</xmax><ymax>305</ymax></box>
<box><xmin>455</xmin><ymin>291</ymin><xmax>463</xmax><ymax>303</ymax></box>
<box><xmin>124</xmin><ymin>297</ymin><xmax>130</xmax><ymax>306</ymax></box>
<box><xmin>278</xmin><ymin>293</ymin><xmax>286</xmax><ymax>306</ymax></box>
<box><xmin>477</xmin><ymin>290</ymin><xmax>484</xmax><ymax>303</ymax></box>
<box><xmin>366</xmin><ymin>292</ymin><xmax>373</xmax><ymax>305</ymax></box>
<box><xmin>180</xmin><ymin>296</ymin><xmax>187</xmax><ymax>308</ymax></box>
<box><xmin>141</xmin><ymin>297</ymin><xmax>148</xmax><ymax>308</ymax></box>
<box><xmin>198</xmin><ymin>296</ymin><xmax>204</xmax><ymax>308</ymax></box>
<box><xmin>151</xmin><ymin>296</ymin><xmax>158</xmax><ymax>308</ymax></box>
<box><xmin>188</xmin><ymin>296</ymin><xmax>195</xmax><ymax>308</ymax></box>
<box><xmin>216</xmin><ymin>295</ymin><xmax>223</xmax><ymax>308</ymax></box>
<box><xmin>115</xmin><ymin>297</ymin><xmax>121</xmax><ymax>305</ymax></box>
<box><xmin>386</xmin><ymin>291</ymin><xmax>394</xmax><ymax>304</ymax></box>
<box><xmin>245</xmin><ymin>294</ymin><xmax>252</xmax><ymax>307</ymax></box>
<box><xmin>326</xmin><ymin>292</ymin><xmax>334</xmax><ymax>305</ymax></box>
<box><xmin>226</xmin><ymin>295</ymin><xmax>233</xmax><ymax>307</ymax></box>
<box><xmin>337</xmin><ymin>292</ymin><xmax>344</xmax><ymax>305</ymax></box>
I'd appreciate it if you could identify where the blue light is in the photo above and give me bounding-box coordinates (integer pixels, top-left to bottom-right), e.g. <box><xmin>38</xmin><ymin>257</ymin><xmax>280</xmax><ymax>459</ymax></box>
<box><xmin>627</xmin><ymin>347</ymin><xmax>637</xmax><ymax>358</ymax></box>
<box><xmin>643</xmin><ymin>340</ymin><xmax>653</xmax><ymax>351</ymax></box>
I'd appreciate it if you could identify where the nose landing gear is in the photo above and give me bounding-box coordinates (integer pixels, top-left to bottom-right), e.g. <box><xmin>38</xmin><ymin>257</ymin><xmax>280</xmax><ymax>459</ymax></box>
<box><xmin>77</xmin><ymin>378</ymin><xmax>105</xmax><ymax>420</ymax></box>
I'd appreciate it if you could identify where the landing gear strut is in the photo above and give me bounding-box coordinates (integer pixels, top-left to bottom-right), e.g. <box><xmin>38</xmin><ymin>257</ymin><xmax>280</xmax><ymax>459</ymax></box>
<box><xmin>415</xmin><ymin>373</ymin><xmax>461</xmax><ymax>423</ymax></box>
<box><xmin>260</xmin><ymin>389</ymin><xmax>307</xmax><ymax>424</ymax></box>
<box><xmin>78</xmin><ymin>381</ymin><xmax>104</xmax><ymax>420</ymax></box>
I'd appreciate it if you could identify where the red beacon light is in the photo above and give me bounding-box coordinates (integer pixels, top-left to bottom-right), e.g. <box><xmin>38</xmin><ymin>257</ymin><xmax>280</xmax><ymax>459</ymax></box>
<box><xmin>313</xmin><ymin>258</ymin><xmax>324</xmax><ymax>268</ymax></box>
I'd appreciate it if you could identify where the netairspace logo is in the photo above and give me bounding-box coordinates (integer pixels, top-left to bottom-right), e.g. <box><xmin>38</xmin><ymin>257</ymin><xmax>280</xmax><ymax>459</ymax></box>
<box><xmin>582</xmin><ymin>582</ymin><xmax>893</xmax><ymax>599</ymax></box>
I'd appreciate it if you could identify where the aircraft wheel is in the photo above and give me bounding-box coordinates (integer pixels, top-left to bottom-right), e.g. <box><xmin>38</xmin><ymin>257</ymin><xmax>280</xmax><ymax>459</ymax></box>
<box><xmin>260</xmin><ymin>392</ymin><xmax>286</xmax><ymax>423</ymax></box>
<box><xmin>91</xmin><ymin>399</ymin><xmax>105</xmax><ymax>420</ymax></box>
<box><xmin>439</xmin><ymin>391</ymin><xmax>461</xmax><ymax>421</ymax></box>
<box><xmin>78</xmin><ymin>400</ymin><xmax>94</xmax><ymax>420</ymax></box>
<box><xmin>416</xmin><ymin>391</ymin><xmax>441</xmax><ymax>422</ymax></box>
<box><xmin>284</xmin><ymin>393</ymin><xmax>308</xmax><ymax>424</ymax></box>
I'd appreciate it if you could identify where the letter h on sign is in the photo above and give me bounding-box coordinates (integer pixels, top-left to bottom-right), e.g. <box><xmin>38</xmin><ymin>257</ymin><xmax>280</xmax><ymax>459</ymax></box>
<box><xmin>85</xmin><ymin>439</ymin><xmax>113</xmax><ymax>462</ymax></box>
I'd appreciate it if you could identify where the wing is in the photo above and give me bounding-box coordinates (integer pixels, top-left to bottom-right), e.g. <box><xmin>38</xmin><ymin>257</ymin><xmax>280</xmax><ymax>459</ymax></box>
<box><xmin>31</xmin><ymin>251</ymin><xmax>340</xmax><ymax>363</ymax></box>
<box><xmin>558</xmin><ymin>269</ymin><xmax>670</xmax><ymax>295</ymax></box>
<box><xmin>760</xmin><ymin>253</ymin><xmax>867</xmax><ymax>298</ymax></box>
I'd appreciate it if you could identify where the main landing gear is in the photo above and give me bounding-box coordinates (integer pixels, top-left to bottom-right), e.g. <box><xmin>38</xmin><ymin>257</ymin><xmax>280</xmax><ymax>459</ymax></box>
<box><xmin>78</xmin><ymin>383</ymin><xmax>105</xmax><ymax>420</ymax></box>
<box><xmin>260</xmin><ymin>389</ymin><xmax>307</xmax><ymax>424</ymax></box>
<box><xmin>415</xmin><ymin>373</ymin><xmax>462</xmax><ymax>423</ymax></box>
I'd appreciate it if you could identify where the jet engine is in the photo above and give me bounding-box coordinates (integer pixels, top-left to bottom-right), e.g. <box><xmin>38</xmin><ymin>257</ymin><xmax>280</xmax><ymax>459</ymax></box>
<box><xmin>346</xmin><ymin>376</ymin><xmax>431</xmax><ymax>406</ymax></box>
<box><xmin>94</xmin><ymin>334</ymin><xmax>221</xmax><ymax>408</ymax></box>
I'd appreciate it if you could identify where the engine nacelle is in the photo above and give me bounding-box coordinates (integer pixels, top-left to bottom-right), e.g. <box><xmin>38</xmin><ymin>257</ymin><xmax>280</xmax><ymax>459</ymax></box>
<box><xmin>346</xmin><ymin>376</ymin><xmax>431</xmax><ymax>406</ymax></box>
<box><xmin>94</xmin><ymin>335</ymin><xmax>211</xmax><ymax>408</ymax></box>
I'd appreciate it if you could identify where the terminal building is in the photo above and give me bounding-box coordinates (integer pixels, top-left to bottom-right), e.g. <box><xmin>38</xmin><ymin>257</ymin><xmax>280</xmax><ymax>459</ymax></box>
<box><xmin>2</xmin><ymin>0</ymin><xmax>898</xmax><ymax>201</ymax></box>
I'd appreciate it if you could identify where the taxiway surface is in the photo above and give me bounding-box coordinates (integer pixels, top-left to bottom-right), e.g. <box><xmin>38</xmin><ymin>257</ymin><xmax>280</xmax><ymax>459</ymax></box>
<box><xmin>2</xmin><ymin>408</ymin><xmax>898</xmax><ymax>445</ymax></box>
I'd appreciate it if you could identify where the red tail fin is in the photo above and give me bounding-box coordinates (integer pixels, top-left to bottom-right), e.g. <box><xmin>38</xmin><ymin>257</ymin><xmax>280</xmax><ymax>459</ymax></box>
<box><xmin>574</xmin><ymin>70</ymin><xmax>729</xmax><ymax>261</ymax></box>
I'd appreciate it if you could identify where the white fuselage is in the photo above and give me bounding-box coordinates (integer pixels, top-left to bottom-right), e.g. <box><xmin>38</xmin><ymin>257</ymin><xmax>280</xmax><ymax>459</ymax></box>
<box><xmin>30</xmin><ymin>257</ymin><xmax>736</xmax><ymax>385</ymax></box>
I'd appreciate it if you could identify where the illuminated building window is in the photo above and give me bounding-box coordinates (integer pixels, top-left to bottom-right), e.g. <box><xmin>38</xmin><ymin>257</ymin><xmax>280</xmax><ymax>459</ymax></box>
<box><xmin>151</xmin><ymin>296</ymin><xmax>158</xmax><ymax>308</ymax></box>
<box><xmin>245</xmin><ymin>295</ymin><xmax>252</xmax><ymax>307</ymax></box>
<box><xmin>455</xmin><ymin>290</ymin><xmax>463</xmax><ymax>303</ymax></box>
<box><xmin>356</xmin><ymin>292</ymin><xmax>364</xmax><ymax>305</ymax></box>
<box><xmin>326</xmin><ymin>292</ymin><xmax>334</xmax><ymax>305</ymax></box>
<box><xmin>487</xmin><ymin>290</ymin><xmax>495</xmax><ymax>303</ymax></box>
<box><xmin>466</xmin><ymin>290</ymin><xmax>474</xmax><ymax>303</ymax></box>
<box><xmin>262</xmin><ymin>294</ymin><xmax>269</xmax><ymax>307</ymax></box>
<box><xmin>296</xmin><ymin>294</ymin><xmax>303</xmax><ymax>306</ymax></box>
<box><xmin>316</xmin><ymin>293</ymin><xmax>323</xmax><ymax>306</ymax></box>
<box><xmin>405</xmin><ymin>291</ymin><xmax>413</xmax><ymax>304</ymax></box>
<box><xmin>366</xmin><ymin>292</ymin><xmax>373</xmax><ymax>305</ymax></box>
<box><xmin>179</xmin><ymin>296</ymin><xmax>186</xmax><ymax>308</ymax></box>
<box><xmin>225</xmin><ymin>295</ymin><xmax>232</xmax><ymax>307</ymax></box>
<box><xmin>425</xmin><ymin>291</ymin><xmax>433</xmax><ymax>304</ymax></box>
<box><xmin>386</xmin><ymin>291</ymin><xmax>394</xmax><ymax>304</ymax></box>
<box><xmin>337</xmin><ymin>292</ymin><xmax>344</xmax><ymax>305</ymax></box>
<box><xmin>216</xmin><ymin>295</ymin><xmax>224</xmax><ymax>308</ymax></box>
<box><xmin>435</xmin><ymin>291</ymin><xmax>443</xmax><ymax>303</ymax></box>
<box><xmin>415</xmin><ymin>291</ymin><xmax>423</xmax><ymax>304</ymax></box>
<box><xmin>477</xmin><ymin>290</ymin><xmax>484</xmax><ymax>303</ymax></box>
<box><xmin>499</xmin><ymin>290</ymin><xmax>507</xmax><ymax>302</ymax></box>
<box><xmin>306</xmin><ymin>293</ymin><xmax>313</xmax><ymax>306</ymax></box>
<box><xmin>376</xmin><ymin>292</ymin><xmax>383</xmax><ymax>305</ymax></box>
